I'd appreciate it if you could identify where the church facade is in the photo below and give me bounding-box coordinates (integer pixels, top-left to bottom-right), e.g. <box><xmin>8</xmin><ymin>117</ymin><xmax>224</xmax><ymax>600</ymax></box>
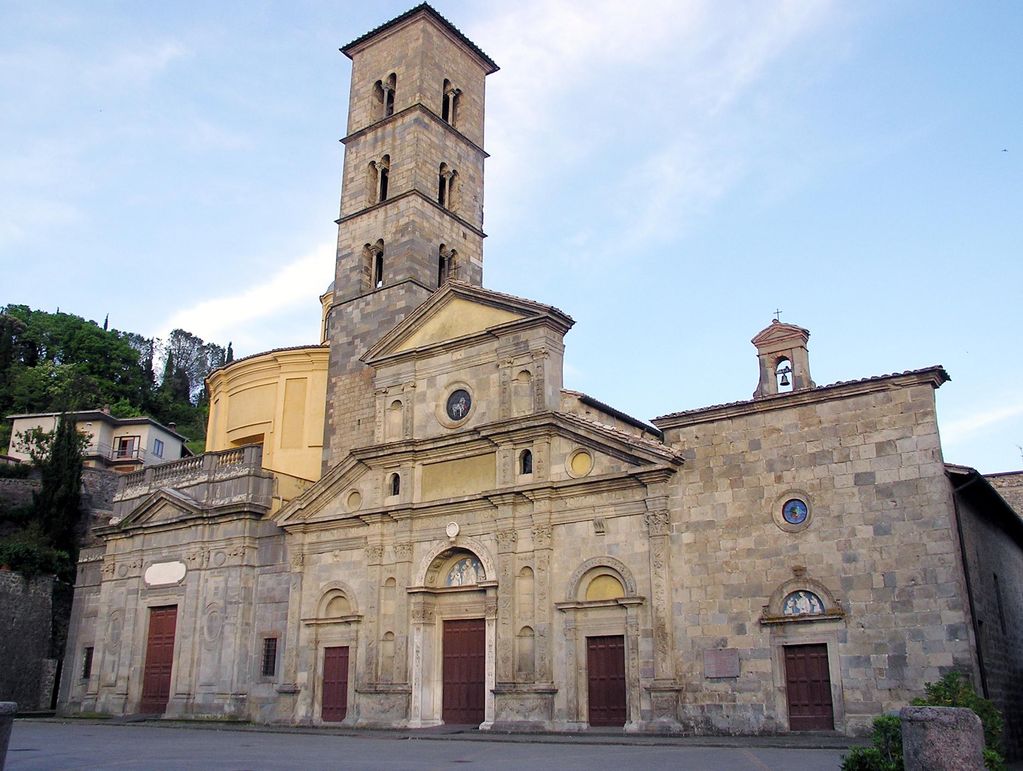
<box><xmin>58</xmin><ymin>4</ymin><xmax>1022</xmax><ymax>747</ymax></box>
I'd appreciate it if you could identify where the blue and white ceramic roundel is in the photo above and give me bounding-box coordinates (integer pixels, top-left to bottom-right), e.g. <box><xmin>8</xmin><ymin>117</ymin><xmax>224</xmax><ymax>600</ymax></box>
<box><xmin>782</xmin><ymin>498</ymin><xmax>808</xmax><ymax>525</ymax></box>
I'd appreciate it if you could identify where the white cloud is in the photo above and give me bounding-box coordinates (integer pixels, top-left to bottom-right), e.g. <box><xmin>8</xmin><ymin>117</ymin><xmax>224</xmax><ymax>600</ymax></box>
<box><xmin>156</xmin><ymin>240</ymin><xmax>334</xmax><ymax>351</ymax></box>
<box><xmin>473</xmin><ymin>0</ymin><xmax>837</xmax><ymax>245</ymax></box>
<box><xmin>83</xmin><ymin>41</ymin><xmax>189</xmax><ymax>90</ymax></box>
<box><xmin>941</xmin><ymin>400</ymin><xmax>1023</xmax><ymax>444</ymax></box>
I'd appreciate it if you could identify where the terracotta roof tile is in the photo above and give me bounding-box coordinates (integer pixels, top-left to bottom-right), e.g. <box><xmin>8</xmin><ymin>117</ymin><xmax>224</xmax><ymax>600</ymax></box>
<box><xmin>653</xmin><ymin>366</ymin><xmax>949</xmax><ymax>422</ymax></box>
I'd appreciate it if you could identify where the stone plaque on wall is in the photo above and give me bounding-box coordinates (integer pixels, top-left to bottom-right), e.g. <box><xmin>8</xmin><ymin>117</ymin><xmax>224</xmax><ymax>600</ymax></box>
<box><xmin>704</xmin><ymin>648</ymin><xmax>740</xmax><ymax>679</ymax></box>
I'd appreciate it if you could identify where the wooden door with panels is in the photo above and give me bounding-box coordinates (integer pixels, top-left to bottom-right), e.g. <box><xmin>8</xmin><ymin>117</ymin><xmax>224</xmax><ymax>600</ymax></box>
<box><xmin>784</xmin><ymin>643</ymin><xmax>835</xmax><ymax>730</ymax></box>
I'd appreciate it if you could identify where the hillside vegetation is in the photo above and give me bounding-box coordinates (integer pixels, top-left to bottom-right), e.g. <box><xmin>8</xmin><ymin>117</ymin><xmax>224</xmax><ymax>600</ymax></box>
<box><xmin>0</xmin><ymin>304</ymin><xmax>230</xmax><ymax>454</ymax></box>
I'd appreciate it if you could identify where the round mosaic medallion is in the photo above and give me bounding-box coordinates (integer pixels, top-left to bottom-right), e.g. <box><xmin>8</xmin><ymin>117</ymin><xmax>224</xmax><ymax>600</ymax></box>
<box><xmin>782</xmin><ymin>498</ymin><xmax>809</xmax><ymax>525</ymax></box>
<box><xmin>445</xmin><ymin>389</ymin><xmax>472</xmax><ymax>421</ymax></box>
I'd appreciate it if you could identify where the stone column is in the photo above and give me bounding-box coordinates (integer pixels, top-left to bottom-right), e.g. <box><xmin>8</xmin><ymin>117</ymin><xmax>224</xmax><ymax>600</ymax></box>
<box><xmin>901</xmin><ymin>706</ymin><xmax>985</xmax><ymax>771</ymax></box>
<box><xmin>559</xmin><ymin>612</ymin><xmax>583</xmax><ymax>729</ymax></box>
<box><xmin>495</xmin><ymin>520</ymin><xmax>517</xmax><ymax>683</ymax></box>
<box><xmin>529</xmin><ymin>495</ymin><xmax>553</xmax><ymax>684</ymax></box>
<box><xmin>482</xmin><ymin>590</ymin><xmax>498</xmax><ymax>729</ymax></box>
<box><xmin>624</xmin><ymin>600</ymin><xmax>643</xmax><ymax>732</ymax></box>
<box><xmin>645</xmin><ymin>499</ymin><xmax>682</xmax><ymax>730</ymax></box>
<box><xmin>407</xmin><ymin>593</ymin><xmax>436</xmax><ymax>727</ymax></box>
<box><xmin>278</xmin><ymin>545</ymin><xmax>305</xmax><ymax>721</ymax></box>
<box><xmin>362</xmin><ymin>543</ymin><xmax>384</xmax><ymax>691</ymax></box>
<box><xmin>392</xmin><ymin>540</ymin><xmax>413</xmax><ymax>684</ymax></box>
<box><xmin>498</xmin><ymin>359</ymin><xmax>513</xmax><ymax>419</ymax></box>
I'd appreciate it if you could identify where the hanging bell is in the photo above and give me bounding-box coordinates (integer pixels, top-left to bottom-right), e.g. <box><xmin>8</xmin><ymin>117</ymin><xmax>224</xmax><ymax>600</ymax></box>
<box><xmin>780</xmin><ymin>373</ymin><xmax>790</xmax><ymax>387</ymax></box>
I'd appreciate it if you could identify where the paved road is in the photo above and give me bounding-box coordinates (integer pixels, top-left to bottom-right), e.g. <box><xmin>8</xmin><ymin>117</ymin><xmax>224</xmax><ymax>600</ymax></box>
<box><xmin>8</xmin><ymin>720</ymin><xmax>849</xmax><ymax>770</ymax></box>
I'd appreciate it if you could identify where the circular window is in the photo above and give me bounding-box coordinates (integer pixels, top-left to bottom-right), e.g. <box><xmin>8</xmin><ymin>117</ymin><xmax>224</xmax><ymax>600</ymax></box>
<box><xmin>567</xmin><ymin>449</ymin><xmax>593</xmax><ymax>478</ymax></box>
<box><xmin>772</xmin><ymin>491</ymin><xmax>812</xmax><ymax>532</ymax></box>
<box><xmin>346</xmin><ymin>490</ymin><xmax>362</xmax><ymax>511</ymax></box>
<box><xmin>446</xmin><ymin>389</ymin><xmax>472</xmax><ymax>421</ymax></box>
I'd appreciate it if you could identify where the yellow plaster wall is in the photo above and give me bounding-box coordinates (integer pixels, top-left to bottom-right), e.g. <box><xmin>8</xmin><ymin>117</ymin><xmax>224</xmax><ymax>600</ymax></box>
<box><xmin>206</xmin><ymin>346</ymin><xmax>328</xmax><ymax>484</ymax></box>
<box><xmin>421</xmin><ymin>453</ymin><xmax>496</xmax><ymax>500</ymax></box>
<box><xmin>394</xmin><ymin>298</ymin><xmax>522</xmax><ymax>352</ymax></box>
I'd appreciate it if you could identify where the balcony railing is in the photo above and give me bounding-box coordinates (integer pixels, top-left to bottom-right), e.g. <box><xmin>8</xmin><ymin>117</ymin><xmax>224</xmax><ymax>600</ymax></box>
<box><xmin>84</xmin><ymin>443</ymin><xmax>148</xmax><ymax>465</ymax></box>
<box><xmin>112</xmin><ymin>444</ymin><xmax>270</xmax><ymax>522</ymax></box>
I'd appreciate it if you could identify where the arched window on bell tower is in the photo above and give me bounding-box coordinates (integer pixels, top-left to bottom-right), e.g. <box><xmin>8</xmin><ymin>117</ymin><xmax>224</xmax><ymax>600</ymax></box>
<box><xmin>437</xmin><ymin>163</ymin><xmax>456</xmax><ymax>211</ymax></box>
<box><xmin>776</xmin><ymin>357</ymin><xmax>793</xmax><ymax>393</ymax></box>
<box><xmin>373</xmin><ymin>79</ymin><xmax>385</xmax><ymax>120</ymax></box>
<box><xmin>367</xmin><ymin>161</ymin><xmax>378</xmax><ymax>206</ymax></box>
<box><xmin>378</xmin><ymin>155</ymin><xmax>390</xmax><ymax>202</ymax></box>
<box><xmin>364</xmin><ymin>239</ymin><xmax>385</xmax><ymax>290</ymax></box>
<box><xmin>384</xmin><ymin>73</ymin><xmax>396</xmax><ymax>117</ymax></box>
<box><xmin>441</xmin><ymin>79</ymin><xmax>460</xmax><ymax>126</ymax></box>
<box><xmin>437</xmin><ymin>244</ymin><xmax>449</xmax><ymax>287</ymax></box>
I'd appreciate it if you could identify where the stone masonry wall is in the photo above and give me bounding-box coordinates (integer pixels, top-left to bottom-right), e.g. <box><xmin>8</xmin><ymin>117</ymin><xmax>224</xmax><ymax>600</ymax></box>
<box><xmin>0</xmin><ymin>571</ymin><xmax>54</xmax><ymax>710</ymax></box>
<box><xmin>662</xmin><ymin>381</ymin><xmax>977</xmax><ymax>735</ymax></box>
<box><xmin>346</xmin><ymin>16</ymin><xmax>488</xmax><ymax>148</ymax></box>
<box><xmin>986</xmin><ymin>471</ymin><xmax>1023</xmax><ymax>517</ymax></box>
<box><xmin>954</xmin><ymin>491</ymin><xmax>1023</xmax><ymax>758</ymax></box>
<box><xmin>0</xmin><ymin>476</ymin><xmax>39</xmax><ymax>511</ymax></box>
<box><xmin>324</xmin><ymin>281</ymin><xmax>432</xmax><ymax>468</ymax></box>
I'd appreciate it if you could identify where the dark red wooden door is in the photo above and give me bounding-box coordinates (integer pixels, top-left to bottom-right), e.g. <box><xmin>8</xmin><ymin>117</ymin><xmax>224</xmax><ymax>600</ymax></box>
<box><xmin>442</xmin><ymin>619</ymin><xmax>485</xmax><ymax>724</ymax></box>
<box><xmin>587</xmin><ymin>635</ymin><xmax>626</xmax><ymax>726</ymax></box>
<box><xmin>140</xmin><ymin>605</ymin><xmax>177</xmax><ymax>713</ymax></box>
<box><xmin>321</xmin><ymin>646</ymin><xmax>350</xmax><ymax>722</ymax></box>
<box><xmin>784</xmin><ymin>643</ymin><xmax>834</xmax><ymax>730</ymax></box>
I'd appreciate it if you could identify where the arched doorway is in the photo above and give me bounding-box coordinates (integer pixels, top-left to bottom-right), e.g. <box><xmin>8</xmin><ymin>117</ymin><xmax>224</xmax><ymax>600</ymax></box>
<box><xmin>408</xmin><ymin>543</ymin><xmax>497</xmax><ymax>728</ymax></box>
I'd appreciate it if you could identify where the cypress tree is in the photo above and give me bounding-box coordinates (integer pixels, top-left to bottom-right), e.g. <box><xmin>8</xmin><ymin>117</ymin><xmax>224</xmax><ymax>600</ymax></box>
<box><xmin>33</xmin><ymin>413</ymin><xmax>84</xmax><ymax>560</ymax></box>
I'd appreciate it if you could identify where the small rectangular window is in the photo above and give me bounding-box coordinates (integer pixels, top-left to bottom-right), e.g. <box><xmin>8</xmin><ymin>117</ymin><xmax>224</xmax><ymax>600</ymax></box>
<box><xmin>261</xmin><ymin>637</ymin><xmax>278</xmax><ymax>677</ymax></box>
<box><xmin>153</xmin><ymin>437</ymin><xmax>164</xmax><ymax>458</ymax></box>
<box><xmin>82</xmin><ymin>646</ymin><xmax>94</xmax><ymax>679</ymax></box>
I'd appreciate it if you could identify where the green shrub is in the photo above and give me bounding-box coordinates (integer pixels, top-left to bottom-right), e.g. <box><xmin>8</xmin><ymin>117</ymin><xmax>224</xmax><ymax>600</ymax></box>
<box><xmin>842</xmin><ymin>747</ymin><xmax>890</xmax><ymax>771</ymax></box>
<box><xmin>0</xmin><ymin>463</ymin><xmax>32</xmax><ymax>478</ymax></box>
<box><xmin>843</xmin><ymin>673</ymin><xmax>1007</xmax><ymax>771</ymax></box>
<box><xmin>911</xmin><ymin>671</ymin><xmax>1003</xmax><ymax>755</ymax></box>
<box><xmin>841</xmin><ymin>715</ymin><xmax>903</xmax><ymax>771</ymax></box>
<box><xmin>983</xmin><ymin>748</ymin><xmax>1007</xmax><ymax>771</ymax></box>
<box><xmin>0</xmin><ymin>525</ymin><xmax>69</xmax><ymax>576</ymax></box>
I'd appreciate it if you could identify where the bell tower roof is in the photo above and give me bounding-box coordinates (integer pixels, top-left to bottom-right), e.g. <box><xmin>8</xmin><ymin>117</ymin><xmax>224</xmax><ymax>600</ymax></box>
<box><xmin>341</xmin><ymin>3</ymin><xmax>499</xmax><ymax>74</ymax></box>
<box><xmin>752</xmin><ymin>319</ymin><xmax>815</xmax><ymax>399</ymax></box>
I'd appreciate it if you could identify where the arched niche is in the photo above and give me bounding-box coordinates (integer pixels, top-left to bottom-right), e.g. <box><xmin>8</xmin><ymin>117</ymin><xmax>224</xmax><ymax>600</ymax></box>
<box><xmin>565</xmin><ymin>556</ymin><xmax>638</xmax><ymax>603</ymax></box>
<box><xmin>385</xmin><ymin>399</ymin><xmax>403</xmax><ymax>441</ymax></box>
<box><xmin>314</xmin><ymin>582</ymin><xmax>361</xmax><ymax>621</ymax></box>
<box><xmin>413</xmin><ymin>537</ymin><xmax>496</xmax><ymax>589</ymax></box>
<box><xmin>761</xmin><ymin>574</ymin><xmax>844</xmax><ymax>625</ymax></box>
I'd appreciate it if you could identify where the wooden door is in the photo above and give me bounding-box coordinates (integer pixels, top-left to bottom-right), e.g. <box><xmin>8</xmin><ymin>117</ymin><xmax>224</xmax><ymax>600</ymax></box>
<box><xmin>321</xmin><ymin>646</ymin><xmax>350</xmax><ymax>722</ymax></box>
<box><xmin>442</xmin><ymin>619</ymin><xmax>485</xmax><ymax>724</ymax></box>
<box><xmin>587</xmin><ymin>635</ymin><xmax>626</xmax><ymax>727</ymax></box>
<box><xmin>139</xmin><ymin>605</ymin><xmax>177</xmax><ymax>713</ymax></box>
<box><xmin>784</xmin><ymin>643</ymin><xmax>835</xmax><ymax>730</ymax></box>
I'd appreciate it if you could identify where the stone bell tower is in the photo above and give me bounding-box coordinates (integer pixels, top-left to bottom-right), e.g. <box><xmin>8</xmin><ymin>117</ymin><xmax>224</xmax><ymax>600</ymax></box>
<box><xmin>751</xmin><ymin>319</ymin><xmax>816</xmax><ymax>399</ymax></box>
<box><xmin>323</xmin><ymin>4</ymin><xmax>499</xmax><ymax>467</ymax></box>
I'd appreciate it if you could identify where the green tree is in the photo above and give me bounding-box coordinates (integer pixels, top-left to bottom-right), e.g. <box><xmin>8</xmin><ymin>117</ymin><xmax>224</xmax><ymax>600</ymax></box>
<box><xmin>161</xmin><ymin>329</ymin><xmax>226</xmax><ymax>403</ymax></box>
<box><xmin>31</xmin><ymin>414</ymin><xmax>85</xmax><ymax>566</ymax></box>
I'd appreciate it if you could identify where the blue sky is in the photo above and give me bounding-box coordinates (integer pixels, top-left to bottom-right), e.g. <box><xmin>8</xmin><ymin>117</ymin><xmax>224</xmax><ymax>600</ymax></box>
<box><xmin>2</xmin><ymin>1</ymin><xmax>1020</xmax><ymax>472</ymax></box>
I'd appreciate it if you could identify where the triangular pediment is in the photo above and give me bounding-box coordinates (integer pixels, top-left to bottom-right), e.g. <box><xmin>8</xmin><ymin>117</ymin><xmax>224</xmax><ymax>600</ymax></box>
<box><xmin>273</xmin><ymin>455</ymin><xmax>371</xmax><ymax>527</ymax></box>
<box><xmin>751</xmin><ymin>320</ymin><xmax>810</xmax><ymax>347</ymax></box>
<box><xmin>396</xmin><ymin>297</ymin><xmax>523</xmax><ymax>351</ymax></box>
<box><xmin>363</xmin><ymin>282</ymin><xmax>573</xmax><ymax>364</ymax></box>
<box><xmin>111</xmin><ymin>488</ymin><xmax>204</xmax><ymax>531</ymax></box>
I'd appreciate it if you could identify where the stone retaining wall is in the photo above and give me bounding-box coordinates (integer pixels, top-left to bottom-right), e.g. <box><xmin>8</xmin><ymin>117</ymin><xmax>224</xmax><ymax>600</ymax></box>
<box><xmin>0</xmin><ymin>571</ymin><xmax>55</xmax><ymax>710</ymax></box>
